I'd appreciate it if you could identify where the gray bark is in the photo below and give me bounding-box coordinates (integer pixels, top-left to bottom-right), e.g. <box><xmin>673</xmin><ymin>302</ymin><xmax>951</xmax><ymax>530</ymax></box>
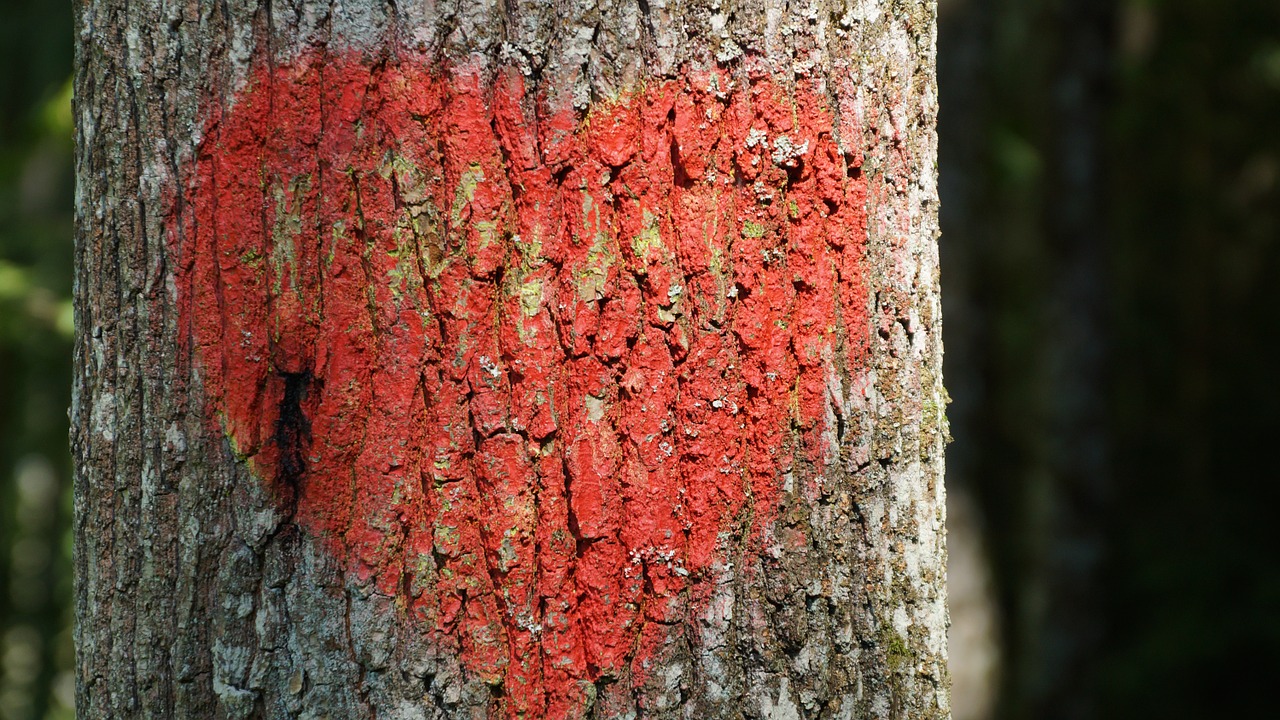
<box><xmin>72</xmin><ymin>0</ymin><xmax>946</xmax><ymax>717</ymax></box>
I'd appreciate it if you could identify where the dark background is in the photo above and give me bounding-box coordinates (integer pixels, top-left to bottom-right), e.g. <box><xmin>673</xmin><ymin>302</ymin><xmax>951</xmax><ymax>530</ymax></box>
<box><xmin>940</xmin><ymin>0</ymin><xmax>1280</xmax><ymax>718</ymax></box>
<box><xmin>0</xmin><ymin>0</ymin><xmax>1275</xmax><ymax>718</ymax></box>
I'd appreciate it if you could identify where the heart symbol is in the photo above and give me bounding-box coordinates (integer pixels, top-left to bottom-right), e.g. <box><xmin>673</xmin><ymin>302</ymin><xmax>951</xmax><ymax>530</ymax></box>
<box><xmin>179</xmin><ymin>49</ymin><xmax>867</xmax><ymax>716</ymax></box>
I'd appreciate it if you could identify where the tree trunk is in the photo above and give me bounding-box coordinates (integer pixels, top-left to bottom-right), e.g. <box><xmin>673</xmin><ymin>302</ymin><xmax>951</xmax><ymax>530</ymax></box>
<box><xmin>72</xmin><ymin>1</ymin><xmax>946</xmax><ymax>718</ymax></box>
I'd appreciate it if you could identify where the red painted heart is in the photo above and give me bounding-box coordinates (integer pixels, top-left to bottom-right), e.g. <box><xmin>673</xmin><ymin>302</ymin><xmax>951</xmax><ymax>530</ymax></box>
<box><xmin>179</xmin><ymin>49</ymin><xmax>868</xmax><ymax>717</ymax></box>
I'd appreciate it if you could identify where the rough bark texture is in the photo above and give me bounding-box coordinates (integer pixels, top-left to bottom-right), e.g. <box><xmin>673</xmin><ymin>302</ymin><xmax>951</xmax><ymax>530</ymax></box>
<box><xmin>72</xmin><ymin>1</ymin><xmax>945</xmax><ymax>718</ymax></box>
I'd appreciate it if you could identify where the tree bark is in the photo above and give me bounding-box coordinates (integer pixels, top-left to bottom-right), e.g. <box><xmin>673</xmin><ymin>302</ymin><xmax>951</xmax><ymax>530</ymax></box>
<box><xmin>72</xmin><ymin>1</ymin><xmax>946</xmax><ymax>718</ymax></box>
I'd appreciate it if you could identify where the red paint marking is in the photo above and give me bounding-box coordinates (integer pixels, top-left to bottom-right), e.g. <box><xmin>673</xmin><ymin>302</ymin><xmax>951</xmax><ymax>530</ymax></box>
<box><xmin>179</xmin><ymin>50</ymin><xmax>868</xmax><ymax>717</ymax></box>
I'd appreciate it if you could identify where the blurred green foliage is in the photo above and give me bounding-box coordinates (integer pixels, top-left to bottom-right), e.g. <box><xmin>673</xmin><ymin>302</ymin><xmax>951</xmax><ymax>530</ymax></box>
<box><xmin>0</xmin><ymin>1</ymin><xmax>76</xmax><ymax>719</ymax></box>
<box><xmin>1106</xmin><ymin>0</ymin><xmax>1280</xmax><ymax>716</ymax></box>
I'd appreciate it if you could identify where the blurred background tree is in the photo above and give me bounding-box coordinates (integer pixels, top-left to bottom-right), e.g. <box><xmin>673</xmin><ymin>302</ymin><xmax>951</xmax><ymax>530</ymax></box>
<box><xmin>0</xmin><ymin>1</ymin><xmax>76</xmax><ymax>719</ymax></box>
<box><xmin>1</xmin><ymin>0</ymin><xmax>1278</xmax><ymax>718</ymax></box>
<box><xmin>941</xmin><ymin>0</ymin><xmax>1280</xmax><ymax>719</ymax></box>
